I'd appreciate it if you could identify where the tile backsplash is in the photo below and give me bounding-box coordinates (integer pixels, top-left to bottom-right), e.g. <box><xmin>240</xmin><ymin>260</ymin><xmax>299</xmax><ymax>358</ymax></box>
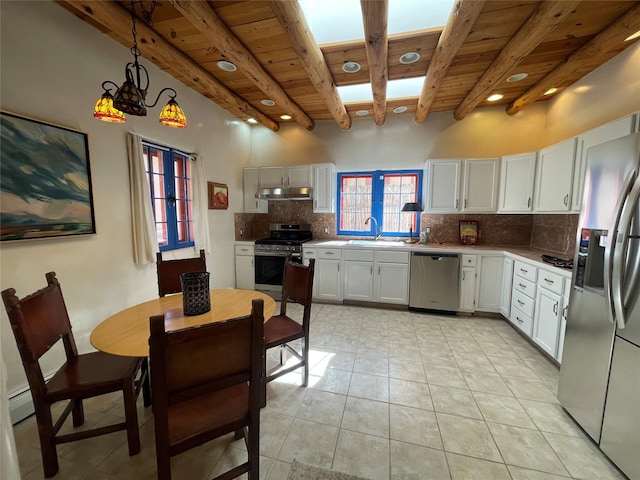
<box><xmin>235</xmin><ymin>201</ymin><xmax>578</xmax><ymax>258</ymax></box>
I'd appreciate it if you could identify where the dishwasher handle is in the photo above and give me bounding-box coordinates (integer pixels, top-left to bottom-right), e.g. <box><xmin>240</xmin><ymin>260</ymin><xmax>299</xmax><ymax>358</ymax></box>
<box><xmin>412</xmin><ymin>252</ymin><xmax>459</xmax><ymax>260</ymax></box>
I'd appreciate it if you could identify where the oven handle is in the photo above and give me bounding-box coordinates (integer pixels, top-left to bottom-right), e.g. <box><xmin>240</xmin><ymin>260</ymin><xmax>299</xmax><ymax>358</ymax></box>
<box><xmin>255</xmin><ymin>251</ymin><xmax>302</xmax><ymax>259</ymax></box>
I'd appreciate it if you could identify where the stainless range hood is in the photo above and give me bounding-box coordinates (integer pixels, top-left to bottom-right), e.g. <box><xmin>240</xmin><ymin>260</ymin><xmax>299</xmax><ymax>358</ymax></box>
<box><xmin>256</xmin><ymin>187</ymin><xmax>313</xmax><ymax>200</ymax></box>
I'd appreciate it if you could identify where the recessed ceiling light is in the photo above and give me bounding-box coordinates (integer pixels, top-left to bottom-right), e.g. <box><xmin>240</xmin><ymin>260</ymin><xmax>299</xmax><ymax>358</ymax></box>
<box><xmin>506</xmin><ymin>73</ymin><xmax>528</xmax><ymax>82</ymax></box>
<box><xmin>280</xmin><ymin>115</ymin><xmax>292</xmax><ymax>120</ymax></box>
<box><xmin>625</xmin><ymin>30</ymin><xmax>640</xmax><ymax>42</ymax></box>
<box><xmin>216</xmin><ymin>60</ymin><xmax>237</xmax><ymax>72</ymax></box>
<box><xmin>247</xmin><ymin>118</ymin><xmax>258</xmax><ymax>124</ymax></box>
<box><xmin>342</xmin><ymin>61</ymin><xmax>361</xmax><ymax>73</ymax></box>
<box><xmin>261</xmin><ymin>99</ymin><xmax>276</xmax><ymax>106</ymax></box>
<box><xmin>487</xmin><ymin>94</ymin><xmax>504</xmax><ymax>102</ymax></box>
<box><xmin>399</xmin><ymin>52</ymin><xmax>421</xmax><ymax>64</ymax></box>
<box><xmin>393</xmin><ymin>106</ymin><xmax>408</xmax><ymax>114</ymax></box>
<box><xmin>544</xmin><ymin>87</ymin><xmax>558</xmax><ymax>96</ymax></box>
<box><xmin>355</xmin><ymin>110</ymin><xmax>369</xmax><ymax>116</ymax></box>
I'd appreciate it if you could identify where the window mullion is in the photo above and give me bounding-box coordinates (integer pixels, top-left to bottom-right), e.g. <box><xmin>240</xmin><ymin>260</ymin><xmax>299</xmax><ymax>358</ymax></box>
<box><xmin>165</xmin><ymin>149</ymin><xmax>178</xmax><ymax>250</ymax></box>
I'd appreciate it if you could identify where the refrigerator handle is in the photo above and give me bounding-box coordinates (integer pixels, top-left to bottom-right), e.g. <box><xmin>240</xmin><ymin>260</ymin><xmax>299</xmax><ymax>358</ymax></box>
<box><xmin>611</xmin><ymin>170</ymin><xmax>640</xmax><ymax>329</ymax></box>
<box><xmin>605</xmin><ymin>169</ymin><xmax>636</xmax><ymax>326</ymax></box>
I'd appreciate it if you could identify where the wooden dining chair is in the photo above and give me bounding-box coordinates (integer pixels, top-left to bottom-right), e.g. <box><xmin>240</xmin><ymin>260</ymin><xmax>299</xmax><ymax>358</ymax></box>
<box><xmin>156</xmin><ymin>249</ymin><xmax>206</xmax><ymax>297</ymax></box>
<box><xmin>263</xmin><ymin>259</ymin><xmax>315</xmax><ymax>401</ymax></box>
<box><xmin>149</xmin><ymin>298</ymin><xmax>264</xmax><ymax>480</ymax></box>
<box><xmin>1</xmin><ymin>272</ymin><xmax>149</xmax><ymax>478</ymax></box>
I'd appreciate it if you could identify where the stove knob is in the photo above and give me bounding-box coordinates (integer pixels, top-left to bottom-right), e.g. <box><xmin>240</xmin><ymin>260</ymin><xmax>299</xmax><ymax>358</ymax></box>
<box><xmin>285</xmin><ymin>246</ymin><xmax>291</xmax><ymax>251</ymax></box>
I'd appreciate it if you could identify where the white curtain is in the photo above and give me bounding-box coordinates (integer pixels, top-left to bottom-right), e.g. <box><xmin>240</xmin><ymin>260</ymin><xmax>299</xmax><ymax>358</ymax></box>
<box><xmin>190</xmin><ymin>154</ymin><xmax>211</xmax><ymax>254</ymax></box>
<box><xmin>127</xmin><ymin>133</ymin><xmax>158</xmax><ymax>264</ymax></box>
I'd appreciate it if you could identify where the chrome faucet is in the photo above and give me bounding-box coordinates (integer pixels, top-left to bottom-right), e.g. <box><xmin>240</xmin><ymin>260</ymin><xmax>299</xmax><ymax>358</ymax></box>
<box><xmin>364</xmin><ymin>216</ymin><xmax>381</xmax><ymax>240</ymax></box>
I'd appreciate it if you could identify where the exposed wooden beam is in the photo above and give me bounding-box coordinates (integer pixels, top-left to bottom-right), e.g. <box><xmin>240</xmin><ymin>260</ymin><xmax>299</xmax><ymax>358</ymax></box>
<box><xmin>415</xmin><ymin>0</ymin><xmax>485</xmax><ymax>124</ymax></box>
<box><xmin>58</xmin><ymin>0</ymin><xmax>280</xmax><ymax>131</ymax></box>
<box><xmin>360</xmin><ymin>0</ymin><xmax>388</xmax><ymax>126</ymax></box>
<box><xmin>453</xmin><ymin>0</ymin><xmax>581</xmax><ymax>121</ymax></box>
<box><xmin>171</xmin><ymin>0</ymin><xmax>314</xmax><ymax>131</ymax></box>
<box><xmin>507</xmin><ymin>3</ymin><xmax>640</xmax><ymax>116</ymax></box>
<box><xmin>267</xmin><ymin>0</ymin><xmax>352</xmax><ymax>130</ymax></box>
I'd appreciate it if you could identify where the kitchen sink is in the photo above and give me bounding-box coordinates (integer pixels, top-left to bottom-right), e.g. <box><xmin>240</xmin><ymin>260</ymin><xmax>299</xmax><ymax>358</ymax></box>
<box><xmin>347</xmin><ymin>240</ymin><xmax>407</xmax><ymax>247</ymax></box>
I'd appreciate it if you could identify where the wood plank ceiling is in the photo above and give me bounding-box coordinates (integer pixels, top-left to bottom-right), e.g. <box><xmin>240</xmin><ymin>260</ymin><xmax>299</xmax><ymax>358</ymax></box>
<box><xmin>58</xmin><ymin>0</ymin><xmax>640</xmax><ymax>132</ymax></box>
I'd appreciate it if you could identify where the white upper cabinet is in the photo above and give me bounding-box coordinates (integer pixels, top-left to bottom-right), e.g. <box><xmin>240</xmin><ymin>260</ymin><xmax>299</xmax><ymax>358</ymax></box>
<box><xmin>426</xmin><ymin>158</ymin><xmax>499</xmax><ymax>213</ymax></box>
<box><xmin>313</xmin><ymin>163</ymin><xmax>336</xmax><ymax>213</ymax></box>
<box><xmin>572</xmin><ymin>114</ymin><xmax>637</xmax><ymax>212</ymax></box>
<box><xmin>498</xmin><ymin>152</ymin><xmax>536</xmax><ymax>212</ymax></box>
<box><xmin>425</xmin><ymin>159</ymin><xmax>461</xmax><ymax>212</ymax></box>
<box><xmin>534</xmin><ymin>138</ymin><xmax>576</xmax><ymax>212</ymax></box>
<box><xmin>463</xmin><ymin>158</ymin><xmax>500</xmax><ymax>212</ymax></box>
<box><xmin>243</xmin><ymin>168</ymin><xmax>268</xmax><ymax>213</ymax></box>
<box><xmin>258</xmin><ymin>165</ymin><xmax>313</xmax><ymax>187</ymax></box>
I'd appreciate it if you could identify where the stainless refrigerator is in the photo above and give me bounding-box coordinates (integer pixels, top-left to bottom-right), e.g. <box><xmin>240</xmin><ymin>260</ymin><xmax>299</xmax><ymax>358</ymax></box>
<box><xmin>558</xmin><ymin>132</ymin><xmax>640</xmax><ymax>480</ymax></box>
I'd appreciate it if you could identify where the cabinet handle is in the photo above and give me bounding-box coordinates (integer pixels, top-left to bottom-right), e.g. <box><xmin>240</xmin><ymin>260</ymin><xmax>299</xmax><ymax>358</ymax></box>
<box><xmin>463</xmin><ymin>271</ymin><xmax>466</xmax><ymax>281</ymax></box>
<box><xmin>325</xmin><ymin>251</ymin><xmax>334</xmax><ymax>255</ymax></box>
<box><xmin>255</xmin><ymin>200</ymin><xmax>258</xmax><ymax>208</ymax></box>
<box><xmin>464</xmin><ymin>198</ymin><xmax>467</xmax><ymax>209</ymax></box>
<box><xmin>251</xmin><ymin>259</ymin><xmax>254</xmax><ymax>267</ymax></box>
<box><xmin>280</xmin><ymin>176</ymin><xmax>284</xmax><ymax>185</ymax></box>
<box><xmin>563</xmin><ymin>194</ymin><xmax>569</xmax><ymax>206</ymax></box>
<box><xmin>456</xmin><ymin>199</ymin><xmax>459</xmax><ymax>209</ymax></box>
<box><xmin>519</xmin><ymin>283</ymin><xmax>527</xmax><ymax>289</ymax></box>
<box><xmin>544</xmin><ymin>278</ymin><xmax>554</xmax><ymax>284</ymax></box>
<box><xmin>338</xmin><ymin>264</ymin><xmax>340</xmax><ymax>272</ymax></box>
<box><xmin>520</xmin><ymin>268</ymin><xmax>528</xmax><ymax>274</ymax></box>
<box><xmin>287</xmin><ymin>176</ymin><xmax>290</xmax><ymax>185</ymax></box>
<box><xmin>314</xmin><ymin>199</ymin><xmax>317</xmax><ymax>208</ymax></box>
<box><xmin>553</xmin><ymin>302</ymin><xmax>559</xmax><ymax>315</ymax></box>
<box><xmin>562</xmin><ymin>305</ymin><xmax>568</xmax><ymax>319</ymax></box>
<box><xmin>517</xmin><ymin>299</ymin><xmax>524</xmax><ymax>306</ymax></box>
<box><xmin>378</xmin><ymin>266</ymin><xmax>381</xmax><ymax>275</ymax></box>
<box><xmin>516</xmin><ymin>316</ymin><xmax>523</xmax><ymax>324</ymax></box>
<box><xmin>527</xmin><ymin>197</ymin><xmax>531</xmax><ymax>208</ymax></box>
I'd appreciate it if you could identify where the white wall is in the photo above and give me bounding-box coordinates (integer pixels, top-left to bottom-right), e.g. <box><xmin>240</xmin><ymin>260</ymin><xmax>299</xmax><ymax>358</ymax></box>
<box><xmin>0</xmin><ymin>2</ymin><xmax>251</xmax><ymax>398</ymax></box>
<box><xmin>545</xmin><ymin>40</ymin><xmax>640</xmax><ymax>144</ymax></box>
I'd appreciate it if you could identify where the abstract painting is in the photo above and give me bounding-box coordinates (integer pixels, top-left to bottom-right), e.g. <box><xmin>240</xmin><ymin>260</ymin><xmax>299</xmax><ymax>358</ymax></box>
<box><xmin>0</xmin><ymin>111</ymin><xmax>96</xmax><ymax>241</ymax></box>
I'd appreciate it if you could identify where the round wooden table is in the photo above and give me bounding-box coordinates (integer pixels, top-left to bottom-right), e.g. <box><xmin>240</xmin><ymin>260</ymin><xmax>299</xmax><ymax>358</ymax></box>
<box><xmin>91</xmin><ymin>289</ymin><xmax>276</xmax><ymax>357</ymax></box>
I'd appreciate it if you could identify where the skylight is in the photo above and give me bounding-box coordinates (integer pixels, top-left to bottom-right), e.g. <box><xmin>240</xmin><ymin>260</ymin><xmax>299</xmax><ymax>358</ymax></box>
<box><xmin>299</xmin><ymin>0</ymin><xmax>455</xmax><ymax>44</ymax></box>
<box><xmin>337</xmin><ymin>77</ymin><xmax>426</xmax><ymax>103</ymax></box>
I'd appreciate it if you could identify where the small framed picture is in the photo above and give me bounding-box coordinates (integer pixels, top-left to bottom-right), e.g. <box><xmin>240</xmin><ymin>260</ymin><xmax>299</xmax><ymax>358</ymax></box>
<box><xmin>208</xmin><ymin>182</ymin><xmax>228</xmax><ymax>210</ymax></box>
<box><xmin>459</xmin><ymin>220</ymin><xmax>478</xmax><ymax>245</ymax></box>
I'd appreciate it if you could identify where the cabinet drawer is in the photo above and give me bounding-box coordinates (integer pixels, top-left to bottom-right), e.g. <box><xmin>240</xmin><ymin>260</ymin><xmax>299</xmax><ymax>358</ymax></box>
<box><xmin>344</xmin><ymin>249</ymin><xmax>374</xmax><ymax>261</ymax></box>
<box><xmin>376</xmin><ymin>251</ymin><xmax>409</xmax><ymax>264</ymax></box>
<box><xmin>511</xmin><ymin>307</ymin><xmax>533</xmax><ymax>337</ymax></box>
<box><xmin>511</xmin><ymin>289</ymin><xmax>534</xmax><ymax>317</ymax></box>
<box><xmin>461</xmin><ymin>255</ymin><xmax>477</xmax><ymax>267</ymax></box>
<box><xmin>319</xmin><ymin>248</ymin><xmax>342</xmax><ymax>259</ymax></box>
<box><xmin>513</xmin><ymin>276</ymin><xmax>536</xmax><ymax>299</ymax></box>
<box><xmin>235</xmin><ymin>245</ymin><xmax>254</xmax><ymax>256</ymax></box>
<box><xmin>538</xmin><ymin>269</ymin><xmax>564</xmax><ymax>295</ymax></box>
<box><xmin>303</xmin><ymin>247</ymin><xmax>317</xmax><ymax>258</ymax></box>
<box><xmin>514</xmin><ymin>260</ymin><xmax>537</xmax><ymax>282</ymax></box>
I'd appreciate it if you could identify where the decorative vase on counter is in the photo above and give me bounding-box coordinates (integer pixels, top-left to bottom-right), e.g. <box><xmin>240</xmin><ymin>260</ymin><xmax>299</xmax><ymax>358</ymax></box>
<box><xmin>180</xmin><ymin>272</ymin><xmax>211</xmax><ymax>315</ymax></box>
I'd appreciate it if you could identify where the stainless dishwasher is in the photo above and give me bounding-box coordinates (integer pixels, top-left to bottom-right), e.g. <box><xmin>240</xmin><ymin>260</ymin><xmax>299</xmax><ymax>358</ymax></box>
<box><xmin>409</xmin><ymin>252</ymin><xmax>460</xmax><ymax>312</ymax></box>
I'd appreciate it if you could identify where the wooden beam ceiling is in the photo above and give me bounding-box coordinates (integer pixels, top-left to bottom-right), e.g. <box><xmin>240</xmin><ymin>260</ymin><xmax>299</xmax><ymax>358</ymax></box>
<box><xmin>58</xmin><ymin>0</ymin><xmax>280</xmax><ymax>131</ymax></box>
<box><xmin>267</xmin><ymin>0</ymin><xmax>352</xmax><ymax>131</ymax></box>
<box><xmin>415</xmin><ymin>0</ymin><xmax>486</xmax><ymax>124</ymax></box>
<box><xmin>170</xmin><ymin>0</ymin><xmax>315</xmax><ymax>131</ymax></box>
<box><xmin>453</xmin><ymin>0</ymin><xmax>581</xmax><ymax>121</ymax></box>
<box><xmin>360</xmin><ymin>0</ymin><xmax>388</xmax><ymax>126</ymax></box>
<box><xmin>507</xmin><ymin>2</ymin><xmax>640</xmax><ymax>115</ymax></box>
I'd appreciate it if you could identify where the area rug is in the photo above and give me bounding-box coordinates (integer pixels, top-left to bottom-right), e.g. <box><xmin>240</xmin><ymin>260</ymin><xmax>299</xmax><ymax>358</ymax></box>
<box><xmin>287</xmin><ymin>460</ymin><xmax>368</xmax><ymax>480</ymax></box>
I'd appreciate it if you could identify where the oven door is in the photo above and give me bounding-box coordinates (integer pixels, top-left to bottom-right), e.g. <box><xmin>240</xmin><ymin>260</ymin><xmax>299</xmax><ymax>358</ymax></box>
<box><xmin>254</xmin><ymin>251</ymin><xmax>302</xmax><ymax>294</ymax></box>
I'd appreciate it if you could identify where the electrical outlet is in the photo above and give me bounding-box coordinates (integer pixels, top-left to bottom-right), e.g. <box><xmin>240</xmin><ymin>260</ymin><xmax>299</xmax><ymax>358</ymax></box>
<box><xmin>240</xmin><ymin>228</ymin><xmax>244</xmax><ymax>237</ymax></box>
<box><xmin>323</xmin><ymin>227</ymin><xmax>329</xmax><ymax>234</ymax></box>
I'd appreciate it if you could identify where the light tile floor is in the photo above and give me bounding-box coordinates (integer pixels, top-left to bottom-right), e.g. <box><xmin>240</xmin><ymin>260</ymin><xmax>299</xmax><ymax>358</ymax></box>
<box><xmin>13</xmin><ymin>303</ymin><xmax>626</xmax><ymax>480</ymax></box>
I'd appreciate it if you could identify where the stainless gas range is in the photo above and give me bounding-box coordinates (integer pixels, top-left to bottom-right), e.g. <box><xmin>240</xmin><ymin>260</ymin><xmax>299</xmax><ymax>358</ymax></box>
<box><xmin>254</xmin><ymin>223</ymin><xmax>312</xmax><ymax>296</ymax></box>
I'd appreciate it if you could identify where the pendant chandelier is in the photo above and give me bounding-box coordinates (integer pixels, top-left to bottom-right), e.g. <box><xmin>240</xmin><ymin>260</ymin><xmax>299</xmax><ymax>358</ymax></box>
<box><xmin>93</xmin><ymin>0</ymin><xmax>187</xmax><ymax>128</ymax></box>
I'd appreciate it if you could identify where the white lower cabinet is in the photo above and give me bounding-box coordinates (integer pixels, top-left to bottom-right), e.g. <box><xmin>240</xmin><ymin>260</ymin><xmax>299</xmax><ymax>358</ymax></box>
<box><xmin>234</xmin><ymin>244</ymin><xmax>255</xmax><ymax>290</ymax></box>
<box><xmin>477</xmin><ymin>256</ymin><xmax>503</xmax><ymax>312</ymax></box>
<box><xmin>303</xmin><ymin>247</ymin><xmax>319</xmax><ymax>298</ymax></box>
<box><xmin>316</xmin><ymin>248</ymin><xmax>342</xmax><ymax>302</ymax></box>
<box><xmin>510</xmin><ymin>260</ymin><xmax>537</xmax><ymax>336</ymax></box>
<box><xmin>375</xmin><ymin>251</ymin><xmax>410</xmax><ymax>304</ymax></box>
<box><xmin>501</xmin><ymin>257</ymin><xmax>514</xmax><ymax>317</ymax></box>
<box><xmin>344</xmin><ymin>249</ymin><xmax>374</xmax><ymax>301</ymax></box>
<box><xmin>343</xmin><ymin>249</ymin><xmax>410</xmax><ymax>304</ymax></box>
<box><xmin>459</xmin><ymin>254</ymin><xmax>478</xmax><ymax>312</ymax></box>
<box><xmin>533</xmin><ymin>287</ymin><xmax>562</xmax><ymax>357</ymax></box>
